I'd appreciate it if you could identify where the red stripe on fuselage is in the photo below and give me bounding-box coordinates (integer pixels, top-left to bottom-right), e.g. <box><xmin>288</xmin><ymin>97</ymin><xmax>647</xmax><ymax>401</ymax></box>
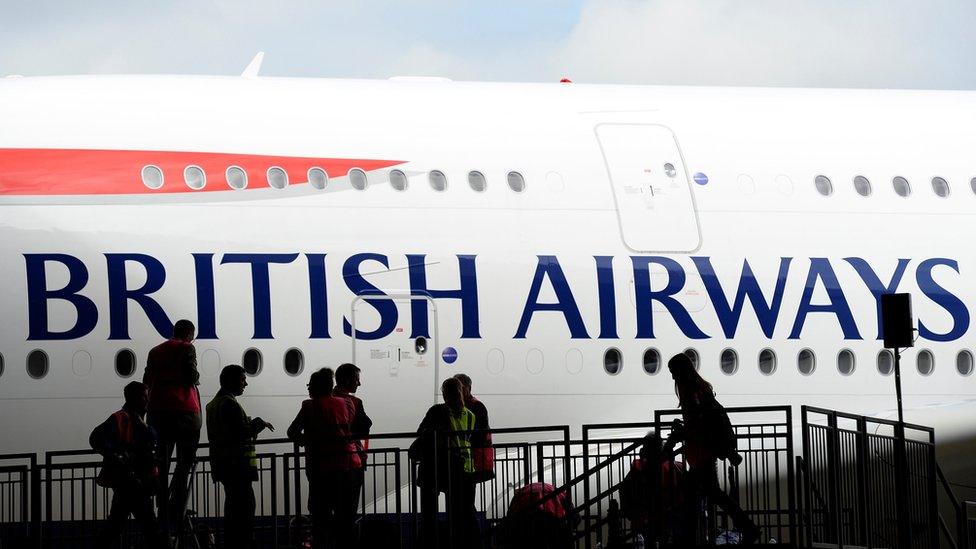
<box><xmin>0</xmin><ymin>149</ymin><xmax>405</xmax><ymax>195</ymax></box>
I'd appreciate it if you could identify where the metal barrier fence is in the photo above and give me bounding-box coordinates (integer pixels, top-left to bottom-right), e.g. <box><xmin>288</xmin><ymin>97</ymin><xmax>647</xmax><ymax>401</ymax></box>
<box><xmin>0</xmin><ymin>406</ymin><xmax>807</xmax><ymax>548</ymax></box>
<box><xmin>655</xmin><ymin>405</ymin><xmax>797</xmax><ymax>545</ymax></box>
<box><xmin>800</xmin><ymin>405</ymin><xmax>939</xmax><ymax>549</ymax></box>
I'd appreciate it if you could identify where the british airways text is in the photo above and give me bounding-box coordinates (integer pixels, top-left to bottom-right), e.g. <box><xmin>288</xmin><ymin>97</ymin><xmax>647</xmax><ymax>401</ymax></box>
<box><xmin>23</xmin><ymin>253</ymin><xmax>969</xmax><ymax>343</ymax></box>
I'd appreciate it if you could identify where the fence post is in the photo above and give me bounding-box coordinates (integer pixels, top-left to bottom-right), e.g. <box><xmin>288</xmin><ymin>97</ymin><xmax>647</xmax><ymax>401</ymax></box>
<box><xmin>30</xmin><ymin>455</ymin><xmax>41</xmax><ymax>549</ymax></box>
<box><xmin>582</xmin><ymin>426</ymin><xmax>592</xmax><ymax>549</ymax></box>
<box><xmin>927</xmin><ymin>433</ymin><xmax>939</xmax><ymax>549</ymax></box>
<box><xmin>855</xmin><ymin>416</ymin><xmax>871</xmax><ymax>548</ymax></box>
<box><xmin>893</xmin><ymin>422</ymin><xmax>911</xmax><ymax>549</ymax></box>
<box><xmin>822</xmin><ymin>411</ymin><xmax>843</xmax><ymax>548</ymax></box>
<box><xmin>785</xmin><ymin>406</ymin><xmax>798</xmax><ymax>546</ymax></box>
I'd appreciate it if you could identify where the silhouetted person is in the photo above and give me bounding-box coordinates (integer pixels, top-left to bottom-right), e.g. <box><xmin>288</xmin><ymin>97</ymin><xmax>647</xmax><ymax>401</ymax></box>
<box><xmin>455</xmin><ymin>373</ymin><xmax>494</xmax><ymax>483</ymax></box>
<box><xmin>502</xmin><ymin>482</ymin><xmax>575</xmax><ymax>549</ymax></box>
<box><xmin>667</xmin><ymin>353</ymin><xmax>760</xmax><ymax>545</ymax></box>
<box><xmin>620</xmin><ymin>432</ymin><xmax>684</xmax><ymax>546</ymax></box>
<box><xmin>144</xmin><ymin>319</ymin><xmax>201</xmax><ymax>537</ymax></box>
<box><xmin>414</xmin><ymin>377</ymin><xmax>478</xmax><ymax>549</ymax></box>
<box><xmin>334</xmin><ymin>363</ymin><xmax>372</xmax><ymax>469</ymax></box>
<box><xmin>206</xmin><ymin>365</ymin><xmax>274</xmax><ymax>549</ymax></box>
<box><xmin>90</xmin><ymin>381</ymin><xmax>163</xmax><ymax>549</ymax></box>
<box><xmin>288</xmin><ymin>367</ymin><xmax>362</xmax><ymax>549</ymax></box>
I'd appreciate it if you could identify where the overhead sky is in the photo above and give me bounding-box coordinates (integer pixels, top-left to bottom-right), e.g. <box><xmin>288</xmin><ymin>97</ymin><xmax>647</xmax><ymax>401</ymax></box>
<box><xmin>2</xmin><ymin>0</ymin><xmax>975</xmax><ymax>89</ymax></box>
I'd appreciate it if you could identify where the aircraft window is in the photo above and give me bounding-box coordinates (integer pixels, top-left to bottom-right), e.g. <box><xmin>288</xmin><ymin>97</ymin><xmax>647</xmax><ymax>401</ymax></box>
<box><xmin>507</xmin><ymin>171</ymin><xmax>526</xmax><ymax>193</ymax></box>
<box><xmin>814</xmin><ymin>175</ymin><xmax>833</xmax><ymax>196</ymax></box>
<box><xmin>141</xmin><ymin>165</ymin><xmax>164</xmax><ymax>190</ymax></box>
<box><xmin>957</xmin><ymin>350</ymin><xmax>974</xmax><ymax>376</ymax></box>
<box><xmin>971</xmin><ymin>177</ymin><xmax>976</xmax><ymax>196</ymax></box>
<box><xmin>27</xmin><ymin>350</ymin><xmax>49</xmax><ymax>379</ymax></box>
<box><xmin>429</xmin><ymin>170</ymin><xmax>448</xmax><ymax>192</ymax></box>
<box><xmin>349</xmin><ymin>168</ymin><xmax>368</xmax><ymax>191</ymax></box>
<box><xmin>267</xmin><ymin>167</ymin><xmax>288</xmax><ymax>189</ymax></box>
<box><xmin>284</xmin><ymin>348</ymin><xmax>304</xmax><ymax>377</ymax></box>
<box><xmin>115</xmin><ymin>349</ymin><xmax>137</xmax><ymax>378</ymax></box>
<box><xmin>797</xmin><ymin>348</ymin><xmax>816</xmax><ymax>375</ymax></box>
<box><xmin>758</xmin><ymin>348</ymin><xmax>777</xmax><ymax>375</ymax></box>
<box><xmin>603</xmin><ymin>348</ymin><xmax>622</xmax><ymax>375</ymax></box>
<box><xmin>877</xmin><ymin>349</ymin><xmax>894</xmax><ymax>376</ymax></box>
<box><xmin>720</xmin><ymin>349</ymin><xmax>738</xmax><ymax>375</ymax></box>
<box><xmin>184</xmin><ymin>165</ymin><xmax>206</xmax><ymax>190</ymax></box>
<box><xmin>931</xmin><ymin>177</ymin><xmax>950</xmax><ymax>198</ymax></box>
<box><xmin>0</xmin><ymin>353</ymin><xmax>4</xmax><ymax>378</ymax></box>
<box><xmin>683</xmin><ymin>348</ymin><xmax>700</xmax><ymax>370</ymax></box>
<box><xmin>642</xmin><ymin>348</ymin><xmax>661</xmax><ymax>375</ymax></box>
<box><xmin>242</xmin><ymin>348</ymin><xmax>263</xmax><ymax>377</ymax></box>
<box><xmin>468</xmin><ymin>171</ymin><xmax>487</xmax><ymax>192</ymax></box>
<box><xmin>892</xmin><ymin>176</ymin><xmax>911</xmax><ymax>197</ymax></box>
<box><xmin>853</xmin><ymin>176</ymin><xmax>872</xmax><ymax>197</ymax></box>
<box><xmin>390</xmin><ymin>169</ymin><xmax>408</xmax><ymax>191</ymax></box>
<box><xmin>837</xmin><ymin>349</ymin><xmax>856</xmax><ymax>376</ymax></box>
<box><xmin>916</xmin><ymin>349</ymin><xmax>934</xmax><ymax>376</ymax></box>
<box><xmin>308</xmin><ymin>167</ymin><xmax>328</xmax><ymax>190</ymax></box>
<box><xmin>226</xmin><ymin>166</ymin><xmax>248</xmax><ymax>190</ymax></box>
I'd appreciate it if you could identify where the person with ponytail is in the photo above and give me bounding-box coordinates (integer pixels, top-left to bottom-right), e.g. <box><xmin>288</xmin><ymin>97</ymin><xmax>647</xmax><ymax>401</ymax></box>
<box><xmin>667</xmin><ymin>353</ymin><xmax>760</xmax><ymax>545</ymax></box>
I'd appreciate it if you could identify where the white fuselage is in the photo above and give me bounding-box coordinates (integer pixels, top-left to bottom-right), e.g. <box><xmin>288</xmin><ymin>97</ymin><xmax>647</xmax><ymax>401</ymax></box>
<box><xmin>0</xmin><ymin>76</ymin><xmax>974</xmax><ymax>492</ymax></box>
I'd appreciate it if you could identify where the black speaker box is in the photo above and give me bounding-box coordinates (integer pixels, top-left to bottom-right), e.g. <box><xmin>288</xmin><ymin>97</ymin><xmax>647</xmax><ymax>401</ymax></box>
<box><xmin>881</xmin><ymin>293</ymin><xmax>914</xmax><ymax>349</ymax></box>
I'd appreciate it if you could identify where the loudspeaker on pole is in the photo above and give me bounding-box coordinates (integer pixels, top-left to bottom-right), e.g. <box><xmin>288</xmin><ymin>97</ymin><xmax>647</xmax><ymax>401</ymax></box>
<box><xmin>881</xmin><ymin>293</ymin><xmax>914</xmax><ymax>349</ymax></box>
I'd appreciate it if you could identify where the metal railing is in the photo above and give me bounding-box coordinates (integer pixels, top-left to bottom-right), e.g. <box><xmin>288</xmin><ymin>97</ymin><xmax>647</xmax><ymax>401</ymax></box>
<box><xmin>800</xmin><ymin>405</ymin><xmax>940</xmax><ymax>549</ymax></box>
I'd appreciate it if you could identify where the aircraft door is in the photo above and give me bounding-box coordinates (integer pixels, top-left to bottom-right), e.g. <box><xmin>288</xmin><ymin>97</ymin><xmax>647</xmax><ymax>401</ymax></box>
<box><xmin>351</xmin><ymin>294</ymin><xmax>439</xmax><ymax>432</ymax></box>
<box><xmin>595</xmin><ymin>124</ymin><xmax>702</xmax><ymax>253</ymax></box>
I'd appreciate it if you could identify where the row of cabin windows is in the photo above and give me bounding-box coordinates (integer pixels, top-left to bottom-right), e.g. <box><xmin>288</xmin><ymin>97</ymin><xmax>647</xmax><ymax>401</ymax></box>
<box><xmin>813</xmin><ymin>174</ymin><xmax>975</xmax><ymax>199</ymax></box>
<box><xmin>11</xmin><ymin>348</ymin><xmax>301</xmax><ymax>380</ymax></box>
<box><xmin>9</xmin><ymin>346</ymin><xmax>974</xmax><ymax>380</ymax></box>
<box><xmin>605</xmin><ymin>347</ymin><xmax>975</xmax><ymax>377</ymax></box>
<box><xmin>141</xmin><ymin>165</ymin><xmax>527</xmax><ymax>193</ymax></box>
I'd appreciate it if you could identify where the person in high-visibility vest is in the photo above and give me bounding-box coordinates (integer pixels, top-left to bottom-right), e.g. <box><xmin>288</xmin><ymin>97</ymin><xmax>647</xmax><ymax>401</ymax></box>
<box><xmin>414</xmin><ymin>377</ymin><xmax>478</xmax><ymax>548</ymax></box>
<box><xmin>90</xmin><ymin>381</ymin><xmax>163</xmax><ymax>549</ymax></box>
<box><xmin>287</xmin><ymin>367</ymin><xmax>363</xmax><ymax>549</ymax></box>
<box><xmin>206</xmin><ymin>365</ymin><xmax>274</xmax><ymax>549</ymax></box>
<box><xmin>334</xmin><ymin>363</ymin><xmax>372</xmax><ymax>468</ymax></box>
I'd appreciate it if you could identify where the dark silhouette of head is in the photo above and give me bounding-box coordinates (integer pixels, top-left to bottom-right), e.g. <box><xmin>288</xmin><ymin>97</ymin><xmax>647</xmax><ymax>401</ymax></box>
<box><xmin>173</xmin><ymin>319</ymin><xmax>195</xmax><ymax>342</ymax></box>
<box><xmin>640</xmin><ymin>431</ymin><xmax>664</xmax><ymax>462</ymax></box>
<box><xmin>454</xmin><ymin>373</ymin><xmax>472</xmax><ymax>400</ymax></box>
<box><xmin>668</xmin><ymin>353</ymin><xmax>714</xmax><ymax>408</ymax></box>
<box><xmin>123</xmin><ymin>381</ymin><xmax>149</xmax><ymax>415</ymax></box>
<box><xmin>441</xmin><ymin>377</ymin><xmax>464</xmax><ymax>412</ymax></box>
<box><xmin>335</xmin><ymin>363</ymin><xmax>361</xmax><ymax>393</ymax></box>
<box><xmin>219</xmin><ymin>364</ymin><xmax>247</xmax><ymax>396</ymax></box>
<box><xmin>308</xmin><ymin>368</ymin><xmax>335</xmax><ymax>399</ymax></box>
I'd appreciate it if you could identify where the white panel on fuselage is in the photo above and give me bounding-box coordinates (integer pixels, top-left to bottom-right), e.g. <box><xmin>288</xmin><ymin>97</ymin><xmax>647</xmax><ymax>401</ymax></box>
<box><xmin>595</xmin><ymin>124</ymin><xmax>701</xmax><ymax>253</ymax></box>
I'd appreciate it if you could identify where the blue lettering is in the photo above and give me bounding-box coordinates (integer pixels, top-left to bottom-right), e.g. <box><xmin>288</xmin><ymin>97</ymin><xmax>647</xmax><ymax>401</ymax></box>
<box><xmin>220</xmin><ymin>253</ymin><xmax>299</xmax><ymax>339</ymax></box>
<box><xmin>106</xmin><ymin>254</ymin><xmax>172</xmax><ymax>340</ymax></box>
<box><xmin>632</xmin><ymin>256</ymin><xmax>708</xmax><ymax>339</ymax></box>
<box><xmin>341</xmin><ymin>253</ymin><xmax>398</xmax><ymax>340</ymax></box>
<box><xmin>25</xmin><ymin>254</ymin><xmax>98</xmax><ymax>340</ymax></box>
<box><xmin>407</xmin><ymin>254</ymin><xmax>481</xmax><ymax>339</ymax></box>
<box><xmin>843</xmin><ymin>257</ymin><xmax>910</xmax><ymax>340</ymax></box>
<box><xmin>192</xmin><ymin>253</ymin><xmax>217</xmax><ymax>339</ymax></box>
<box><xmin>916</xmin><ymin>258</ymin><xmax>969</xmax><ymax>342</ymax></box>
<box><xmin>694</xmin><ymin>257</ymin><xmax>791</xmax><ymax>339</ymax></box>
<box><xmin>595</xmin><ymin>256</ymin><xmax>618</xmax><ymax>339</ymax></box>
<box><xmin>514</xmin><ymin>256</ymin><xmax>589</xmax><ymax>339</ymax></box>
<box><xmin>789</xmin><ymin>258</ymin><xmax>861</xmax><ymax>340</ymax></box>
<box><xmin>307</xmin><ymin>254</ymin><xmax>331</xmax><ymax>339</ymax></box>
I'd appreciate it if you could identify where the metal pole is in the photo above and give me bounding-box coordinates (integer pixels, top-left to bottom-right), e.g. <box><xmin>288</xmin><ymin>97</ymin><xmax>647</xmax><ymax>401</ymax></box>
<box><xmin>894</xmin><ymin>348</ymin><xmax>904</xmax><ymax>425</ymax></box>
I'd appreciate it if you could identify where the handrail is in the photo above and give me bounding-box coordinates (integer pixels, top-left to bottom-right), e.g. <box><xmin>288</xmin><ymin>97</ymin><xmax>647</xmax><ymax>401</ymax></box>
<box><xmin>802</xmin><ymin>405</ymin><xmax>935</xmax><ymax>433</ymax></box>
<box><xmin>937</xmin><ymin>463</ymin><xmax>969</xmax><ymax>549</ymax></box>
